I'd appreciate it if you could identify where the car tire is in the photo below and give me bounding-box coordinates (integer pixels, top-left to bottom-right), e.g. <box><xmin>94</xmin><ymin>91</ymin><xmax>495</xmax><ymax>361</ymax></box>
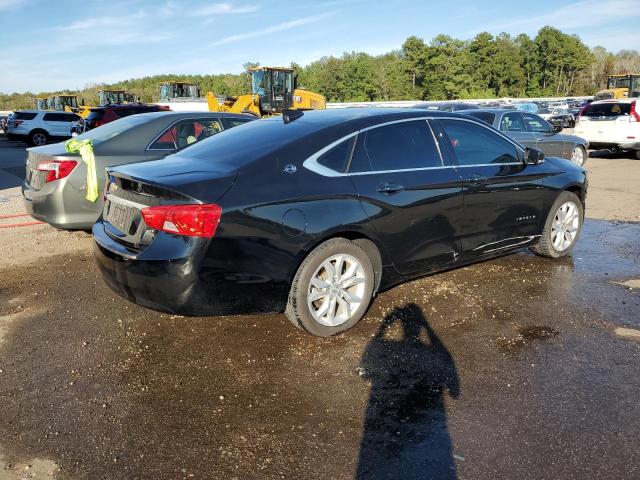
<box><xmin>285</xmin><ymin>238</ymin><xmax>375</xmax><ymax>337</ymax></box>
<box><xmin>28</xmin><ymin>130</ymin><xmax>48</xmax><ymax>146</ymax></box>
<box><xmin>570</xmin><ymin>145</ymin><xmax>587</xmax><ymax>166</ymax></box>
<box><xmin>530</xmin><ymin>191</ymin><xmax>583</xmax><ymax>259</ymax></box>
<box><xmin>635</xmin><ymin>150</ymin><xmax>640</xmax><ymax>160</ymax></box>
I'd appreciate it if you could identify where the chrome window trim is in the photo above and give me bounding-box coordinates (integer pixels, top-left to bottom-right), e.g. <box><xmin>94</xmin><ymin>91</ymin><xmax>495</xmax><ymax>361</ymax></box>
<box><xmin>303</xmin><ymin>116</ymin><xmax>525</xmax><ymax>177</ymax></box>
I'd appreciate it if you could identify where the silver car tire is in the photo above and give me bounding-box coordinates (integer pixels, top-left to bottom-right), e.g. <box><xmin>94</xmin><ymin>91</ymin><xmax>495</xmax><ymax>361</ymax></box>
<box><xmin>530</xmin><ymin>191</ymin><xmax>583</xmax><ymax>259</ymax></box>
<box><xmin>285</xmin><ymin>238</ymin><xmax>375</xmax><ymax>337</ymax></box>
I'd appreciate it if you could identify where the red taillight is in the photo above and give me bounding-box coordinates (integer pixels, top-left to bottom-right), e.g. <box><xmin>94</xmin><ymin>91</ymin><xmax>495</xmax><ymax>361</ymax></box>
<box><xmin>630</xmin><ymin>101</ymin><xmax>639</xmax><ymax>122</ymax></box>
<box><xmin>574</xmin><ymin>105</ymin><xmax>588</xmax><ymax>125</ymax></box>
<box><xmin>140</xmin><ymin>204</ymin><xmax>222</xmax><ymax>238</ymax></box>
<box><xmin>14</xmin><ymin>120</ymin><xmax>23</xmax><ymax>127</ymax></box>
<box><xmin>36</xmin><ymin>160</ymin><xmax>78</xmax><ymax>183</ymax></box>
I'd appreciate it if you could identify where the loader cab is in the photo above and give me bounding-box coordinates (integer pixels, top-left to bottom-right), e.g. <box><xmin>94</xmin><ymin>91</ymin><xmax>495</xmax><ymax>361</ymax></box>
<box><xmin>159</xmin><ymin>82</ymin><xmax>200</xmax><ymax>101</ymax></box>
<box><xmin>251</xmin><ymin>67</ymin><xmax>294</xmax><ymax>113</ymax></box>
<box><xmin>99</xmin><ymin>90</ymin><xmax>126</xmax><ymax>105</ymax></box>
<box><xmin>35</xmin><ymin>97</ymin><xmax>48</xmax><ymax>110</ymax></box>
<box><xmin>52</xmin><ymin>95</ymin><xmax>78</xmax><ymax>111</ymax></box>
<box><xmin>595</xmin><ymin>74</ymin><xmax>640</xmax><ymax>100</ymax></box>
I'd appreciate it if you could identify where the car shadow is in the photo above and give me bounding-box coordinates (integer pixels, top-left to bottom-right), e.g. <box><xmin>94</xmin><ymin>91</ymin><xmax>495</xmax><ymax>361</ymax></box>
<box><xmin>356</xmin><ymin>303</ymin><xmax>460</xmax><ymax>480</ymax></box>
<box><xmin>589</xmin><ymin>149</ymin><xmax>638</xmax><ymax>160</ymax></box>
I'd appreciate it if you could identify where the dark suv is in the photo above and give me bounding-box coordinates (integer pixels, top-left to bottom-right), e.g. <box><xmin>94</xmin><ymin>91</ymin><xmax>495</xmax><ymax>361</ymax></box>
<box><xmin>71</xmin><ymin>104</ymin><xmax>171</xmax><ymax>135</ymax></box>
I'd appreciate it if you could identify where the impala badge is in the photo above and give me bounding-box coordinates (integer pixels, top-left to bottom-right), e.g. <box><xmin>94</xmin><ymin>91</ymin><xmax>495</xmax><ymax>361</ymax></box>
<box><xmin>283</xmin><ymin>164</ymin><xmax>297</xmax><ymax>174</ymax></box>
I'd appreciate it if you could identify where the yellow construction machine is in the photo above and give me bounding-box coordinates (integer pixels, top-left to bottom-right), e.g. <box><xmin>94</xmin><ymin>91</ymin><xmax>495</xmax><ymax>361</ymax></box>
<box><xmin>98</xmin><ymin>89</ymin><xmax>139</xmax><ymax>105</ymax></box>
<box><xmin>35</xmin><ymin>96</ymin><xmax>49</xmax><ymax>110</ymax></box>
<box><xmin>594</xmin><ymin>74</ymin><xmax>640</xmax><ymax>100</ymax></box>
<box><xmin>159</xmin><ymin>81</ymin><xmax>200</xmax><ymax>100</ymax></box>
<box><xmin>207</xmin><ymin>66</ymin><xmax>326</xmax><ymax>117</ymax></box>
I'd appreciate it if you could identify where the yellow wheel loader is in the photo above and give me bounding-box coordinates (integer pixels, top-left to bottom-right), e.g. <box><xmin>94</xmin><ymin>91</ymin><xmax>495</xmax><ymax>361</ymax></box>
<box><xmin>35</xmin><ymin>96</ymin><xmax>49</xmax><ymax>110</ymax></box>
<box><xmin>207</xmin><ymin>67</ymin><xmax>326</xmax><ymax>117</ymax></box>
<box><xmin>594</xmin><ymin>74</ymin><xmax>640</xmax><ymax>100</ymax></box>
<box><xmin>98</xmin><ymin>89</ymin><xmax>139</xmax><ymax>105</ymax></box>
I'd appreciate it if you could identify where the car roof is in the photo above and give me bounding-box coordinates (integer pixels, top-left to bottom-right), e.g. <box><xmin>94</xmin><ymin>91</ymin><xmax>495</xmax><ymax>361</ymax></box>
<box><xmin>590</xmin><ymin>98</ymin><xmax>636</xmax><ymax>105</ymax></box>
<box><xmin>260</xmin><ymin>107</ymin><xmax>461</xmax><ymax>127</ymax></box>
<box><xmin>129</xmin><ymin>111</ymin><xmax>256</xmax><ymax>120</ymax></box>
<box><xmin>459</xmin><ymin>108</ymin><xmax>511</xmax><ymax>114</ymax></box>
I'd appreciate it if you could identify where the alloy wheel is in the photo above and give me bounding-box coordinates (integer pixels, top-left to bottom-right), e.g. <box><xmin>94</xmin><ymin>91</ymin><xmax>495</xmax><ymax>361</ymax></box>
<box><xmin>307</xmin><ymin>254</ymin><xmax>367</xmax><ymax>327</ymax></box>
<box><xmin>551</xmin><ymin>201</ymin><xmax>580</xmax><ymax>252</ymax></box>
<box><xmin>32</xmin><ymin>133</ymin><xmax>47</xmax><ymax>146</ymax></box>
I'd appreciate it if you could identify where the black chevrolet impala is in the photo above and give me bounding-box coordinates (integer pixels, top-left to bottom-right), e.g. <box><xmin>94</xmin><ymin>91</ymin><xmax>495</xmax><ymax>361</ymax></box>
<box><xmin>93</xmin><ymin>109</ymin><xmax>587</xmax><ymax>336</ymax></box>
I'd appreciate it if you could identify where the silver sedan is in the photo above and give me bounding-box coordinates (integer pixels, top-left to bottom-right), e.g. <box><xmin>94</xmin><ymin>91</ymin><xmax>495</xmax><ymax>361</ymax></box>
<box><xmin>22</xmin><ymin>111</ymin><xmax>254</xmax><ymax>230</ymax></box>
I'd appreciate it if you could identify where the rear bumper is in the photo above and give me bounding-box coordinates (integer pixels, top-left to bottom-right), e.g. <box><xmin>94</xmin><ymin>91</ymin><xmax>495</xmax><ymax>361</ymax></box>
<box><xmin>587</xmin><ymin>141</ymin><xmax>640</xmax><ymax>150</ymax></box>
<box><xmin>6</xmin><ymin>132</ymin><xmax>27</xmax><ymax>141</ymax></box>
<box><xmin>92</xmin><ymin>220</ymin><xmax>289</xmax><ymax>316</ymax></box>
<box><xmin>22</xmin><ymin>179</ymin><xmax>101</xmax><ymax>230</ymax></box>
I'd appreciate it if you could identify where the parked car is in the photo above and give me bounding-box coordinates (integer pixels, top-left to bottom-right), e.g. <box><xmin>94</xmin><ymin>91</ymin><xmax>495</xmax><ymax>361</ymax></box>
<box><xmin>574</xmin><ymin>99</ymin><xmax>640</xmax><ymax>158</ymax></box>
<box><xmin>93</xmin><ymin>109</ymin><xmax>587</xmax><ymax>337</ymax></box>
<box><xmin>548</xmin><ymin>111</ymin><xmax>576</xmax><ymax>128</ymax></box>
<box><xmin>23</xmin><ymin>112</ymin><xmax>255</xmax><ymax>230</ymax></box>
<box><xmin>536</xmin><ymin>107</ymin><xmax>571</xmax><ymax>120</ymax></box>
<box><xmin>7</xmin><ymin>110</ymin><xmax>82</xmax><ymax>146</ymax></box>
<box><xmin>514</xmin><ymin>103</ymin><xmax>539</xmax><ymax>113</ymax></box>
<box><xmin>0</xmin><ymin>115</ymin><xmax>8</xmax><ymax>133</ymax></box>
<box><xmin>417</xmin><ymin>102</ymin><xmax>479</xmax><ymax>112</ymax></box>
<box><xmin>461</xmin><ymin>109</ymin><xmax>589</xmax><ymax>165</ymax></box>
<box><xmin>70</xmin><ymin>104</ymin><xmax>171</xmax><ymax>136</ymax></box>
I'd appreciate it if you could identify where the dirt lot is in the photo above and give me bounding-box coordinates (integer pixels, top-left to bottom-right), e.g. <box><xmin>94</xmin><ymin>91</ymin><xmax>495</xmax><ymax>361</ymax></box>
<box><xmin>0</xmin><ymin>136</ymin><xmax>639</xmax><ymax>479</ymax></box>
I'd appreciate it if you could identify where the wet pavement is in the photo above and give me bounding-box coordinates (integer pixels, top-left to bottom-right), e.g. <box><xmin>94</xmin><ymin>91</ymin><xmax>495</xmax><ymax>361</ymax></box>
<box><xmin>0</xmin><ymin>219</ymin><xmax>638</xmax><ymax>479</ymax></box>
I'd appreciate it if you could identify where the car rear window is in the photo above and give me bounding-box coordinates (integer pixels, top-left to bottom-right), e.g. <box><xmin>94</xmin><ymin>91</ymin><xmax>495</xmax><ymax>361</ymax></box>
<box><xmin>15</xmin><ymin>112</ymin><xmax>37</xmax><ymax>120</ymax></box>
<box><xmin>75</xmin><ymin>114</ymin><xmax>151</xmax><ymax>143</ymax></box>
<box><xmin>466</xmin><ymin>111</ymin><xmax>496</xmax><ymax>125</ymax></box>
<box><xmin>114</xmin><ymin>107</ymin><xmax>160</xmax><ymax>118</ymax></box>
<box><xmin>583</xmin><ymin>103</ymin><xmax>631</xmax><ymax>117</ymax></box>
<box><xmin>87</xmin><ymin>110</ymin><xmax>106</xmax><ymax>121</ymax></box>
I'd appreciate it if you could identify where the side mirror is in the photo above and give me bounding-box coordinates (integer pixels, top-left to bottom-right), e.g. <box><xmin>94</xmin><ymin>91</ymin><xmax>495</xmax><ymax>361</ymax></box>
<box><xmin>553</xmin><ymin>124</ymin><xmax>563</xmax><ymax>133</ymax></box>
<box><xmin>525</xmin><ymin>147</ymin><xmax>545</xmax><ymax>165</ymax></box>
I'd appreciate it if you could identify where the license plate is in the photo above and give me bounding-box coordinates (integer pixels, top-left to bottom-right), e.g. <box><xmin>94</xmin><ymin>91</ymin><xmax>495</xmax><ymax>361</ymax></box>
<box><xmin>107</xmin><ymin>202</ymin><xmax>135</xmax><ymax>234</ymax></box>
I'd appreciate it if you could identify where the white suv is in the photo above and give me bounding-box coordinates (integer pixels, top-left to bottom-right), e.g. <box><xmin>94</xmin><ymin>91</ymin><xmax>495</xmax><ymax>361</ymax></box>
<box><xmin>6</xmin><ymin>110</ymin><xmax>82</xmax><ymax>146</ymax></box>
<box><xmin>574</xmin><ymin>99</ymin><xmax>640</xmax><ymax>159</ymax></box>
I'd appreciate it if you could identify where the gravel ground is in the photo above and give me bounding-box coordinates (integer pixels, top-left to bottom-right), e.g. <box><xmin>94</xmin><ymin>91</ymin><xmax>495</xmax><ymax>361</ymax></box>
<box><xmin>0</xmin><ymin>137</ymin><xmax>639</xmax><ymax>480</ymax></box>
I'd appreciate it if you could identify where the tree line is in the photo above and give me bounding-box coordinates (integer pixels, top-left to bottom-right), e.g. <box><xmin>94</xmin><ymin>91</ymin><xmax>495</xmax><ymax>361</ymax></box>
<box><xmin>2</xmin><ymin>26</ymin><xmax>639</xmax><ymax>110</ymax></box>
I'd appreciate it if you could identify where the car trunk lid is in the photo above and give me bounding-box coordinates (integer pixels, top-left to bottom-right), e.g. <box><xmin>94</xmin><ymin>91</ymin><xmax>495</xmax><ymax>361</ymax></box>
<box><xmin>103</xmin><ymin>157</ymin><xmax>237</xmax><ymax>248</ymax></box>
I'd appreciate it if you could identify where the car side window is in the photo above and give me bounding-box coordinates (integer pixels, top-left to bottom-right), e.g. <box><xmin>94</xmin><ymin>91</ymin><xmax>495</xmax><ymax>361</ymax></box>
<box><xmin>361</xmin><ymin>120</ymin><xmax>442</xmax><ymax>171</ymax></box>
<box><xmin>149</xmin><ymin>119</ymin><xmax>224</xmax><ymax>151</ymax></box>
<box><xmin>523</xmin><ymin>114</ymin><xmax>551</xmax><ymax>133</ymax></box>
<box><xmin>440</xmin><ymin>119</ymin><xmax>519</xmax><ymax>166</ymax></box>
<box><xmin>500</xmin><ymin>113</ymin><xmax>525</xmax><ymax>132</ymax></box>
<box><xmin>317</xmin><ymin>137</ymin><xmax>355</xmax><ymax>173</ymax></box>
<box><xmin>44</xmin><ymin>113</ymin><xmax>76</xmax><ymax>122</ymax></box>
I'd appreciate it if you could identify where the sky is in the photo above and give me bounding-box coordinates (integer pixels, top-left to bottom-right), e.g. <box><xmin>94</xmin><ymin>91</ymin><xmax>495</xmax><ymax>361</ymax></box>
<box><xmin>0</xmin><ymin>0</ymin><xmax>638</xmax><ymax>93</ymax></box>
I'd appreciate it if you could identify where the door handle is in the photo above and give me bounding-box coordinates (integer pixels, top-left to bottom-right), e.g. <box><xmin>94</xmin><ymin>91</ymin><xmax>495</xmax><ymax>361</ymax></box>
<box><xmin>376</xmin><ymin>182</ymin><xmax>404</xmax><ymax>194</ymax></box>
<box><xmin>466</xmin><ymin>175</ymin><xmax>488</xmax><ymax>185</ymax></box>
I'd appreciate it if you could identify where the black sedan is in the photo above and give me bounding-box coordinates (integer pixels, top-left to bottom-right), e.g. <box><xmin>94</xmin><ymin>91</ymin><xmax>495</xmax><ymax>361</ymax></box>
<box><xmin>461</xmin><ymin>109</ymin><xmax>589</xmax><ymax>166</ymax></box>
<box><xmin>93</xmin><ymin>109</ymin><xmax>587</xmax><ymax>337</ymax></box>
